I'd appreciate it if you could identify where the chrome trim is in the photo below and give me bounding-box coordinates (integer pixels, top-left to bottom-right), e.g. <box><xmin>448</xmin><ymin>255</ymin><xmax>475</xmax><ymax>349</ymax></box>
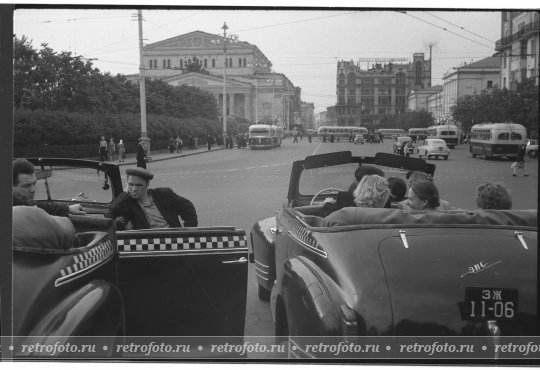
<box><xmin>487</xmin><ymin>320</ymin><xmax>501</xmax><ymax>360</ymax></box>
<box><xmin>270</xmin><ymin>227</ymin><xmax>281</xmax><ymax>235</ymax></box>
<box><xmin>514</xmin><ymin>231</ymin><xmax>528</xmax><ymax>250</ymax></box>
<box><xmin>460</xmin><ymin>260</ymin><xmax>501</xmax><ymax>278</ymax></box>
<box><xmin>399</xmin><ymin>230</ymin><xmax>409</xmax><ymax>249</ymax></box>
<box><xmin>222</xmin><ymin>257</ymin><xmax>248</xmax><ymax>264</ymax></box>
<box><xmin>287</xmin><ymin>230</ymin><xmax>328</xmax><ymax>258</ymax></box>
<box><xmin>254</xmin><ymin>259</ymin><xmax>270</xmax><ymax>268</ymax></box>
<box><xmin>255</xmin><ymin>265</ymin><xmax>269</xmax><ymax>275</ymax></box>
<box><xmin>255</xmin><ymin>272</ymin><xmax>269</xmax><ymax>281</ymax></box>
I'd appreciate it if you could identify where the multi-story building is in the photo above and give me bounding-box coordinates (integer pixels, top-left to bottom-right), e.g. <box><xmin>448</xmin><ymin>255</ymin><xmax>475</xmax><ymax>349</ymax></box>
<box><xmin>133</xmin><ymin>30</ymin><xmax>304</xmax><ymax>130</ymax></box>
<box><xmin>427</xmin><ymin>91</ymin><xmax>444</xmax><ymax>124</ymax></box>
<box><xmin>335</xmin><ymin>53</ymin><xmax>431</xmax><ymax>129</ymax></box>
<box><xmin>300</xmin><ymin>102</ymin><xmax>315</xmax><ymax>130</ymax></box>
<box><xmin>495</xmin><ymin>11</ymin><xmax>539</xmax><ymax>89</ymax></box>
<box><xmin>441</xmin><ymin>57</ymin><xmax>501</xmax><ymax>122</ymax></box>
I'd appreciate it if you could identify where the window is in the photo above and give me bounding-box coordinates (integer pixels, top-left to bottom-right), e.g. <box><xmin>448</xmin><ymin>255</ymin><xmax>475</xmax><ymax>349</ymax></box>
<box><xmin>396</xmin><ymin>72</ymin><xmax>406</xmax><ymax>85</ymax></box>
<box><xmin>243</xmin><ymin>58</ymin><xmax>247</xmax><ymax>67</ymax></box>
<box><xmin>487</xmin><ymin>80</ymin><xmax>493</xmax><ymax>88</ymax></box>
<box><xmin>229</xmin><ymin>58</ymin><xmax>233</xmax><ymax>67</ymax></box>
<box><xmin>154</xmin><ymin>59</ymin><xmax>157</xmax><ymax>69</ymax></box>
<box><xmin>415</xmin><ymin>61</ymin><xmax>423</xmax><ymax>85</ymax></box>
<box><xmin>212</xmin><ymin>58</ymin><xmax>215</xmax><ymax>68</ymax></box>
<box><xmin>379</xmin><ymin>78</ymin><xmax>391</xmax><ymax>85</ymax></box>
<box><xmin>521</xmin><ymin>40</ymin><xmax>527</xmax><ymax>59</ymax></box>
<box><xmin>149</xmin><ymin>59</ymin><xmax>153</xmax><ymax>69</ymax></box>
<box><xmin>339</xmin><ymin>73</ymin><xmax>346</xmax><ymax>86</ymax></box>
<box><xmin>503</xmin><ymin>77</ymin><xmax>507</xmax><ymax>88</ymax></box>
<box><xmin>348</xmin><ymin>88</ymin><xmax>356</xmax><ymax>95</ymax></box>
<box><xmin>395</xmin><ymin>96</ymin><xmax>406</xmax><ymax>106</ymax></box>
<box><xmin>338</xmin><ymin>88</ymin><xmax>345</xmax><ymax>97</ymax></box>
<box><xmin>362</xmin><ymin>78</ymin><xmax>374</xmax><ymax>85</ymax></box>
<box><xmin>361</xmin><ymin>87</ymin><xmax>373</xmax><ymax>95</ymax></box>
<box><xmin>239</xmin><ymin>58</ymin><xmax>242</xmax><ymax>67</ymax></box>
<box><xmin>180</xmin><ymin>59</ymin><xmax>184</xmax><ymax>68</ymax></box>
<box><xmin>503</xmin><ymin>54</ymin><xmax>506</xmax><ymax>68</ymax></box>
<box><xmin>395</xmin><ymin>87</ymin><xmax>405</xmax><ymax>95</ymax></box>
<box><xmin>498</xmin><ymin>133</ymin><xmax>509</xmax><ymax>140</ymax></box>
<box><xmin>378</xmin><ymin>96</ymin><xmax>391</xmax><ymax>105</ymax></box>
<box><xmin>163</xmin><ymin>59</ymin><xmax>166</xmax><ymax>68</ymax></box>
<box><xmin>521</xmin><ymin>68</ymin><xmax>527</xmax><ymax>81</ymax></box>
<box><xmin>204</xmin><ymin>59</ymin><xmax>207</xmax><ymax>68</ymax></box>
<box><xmin>378</xmin><ymin>88</ymin><xmax>391</xmax><ymax>95</ymax></box>
<box><xmin>347</xmin><ymin>97</ymin><xmax>355</xmax><ymax>105</ymax></box>
<box><xmin>511</xmin><ymin>132</ymin><xmax>522</xmax><ymax>140</ymax></box>
<box><xmin>167</xmin><ymin>59</ymin><xmax>171</xmax><ymax>69</ymax></box>
<box><xmin>347</xmin><ymin>73</ymin><xmax>356</xmax><ymax>85</ymax></box>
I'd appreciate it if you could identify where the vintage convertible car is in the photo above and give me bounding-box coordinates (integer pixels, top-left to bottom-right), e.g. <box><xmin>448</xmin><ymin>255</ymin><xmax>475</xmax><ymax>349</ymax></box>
<box><xmin>250</xmin><ymin>151</ymin><xmax>537</xmax><ymax>358</ymax></box>
<box><xmin>11</xmin><ymin>158</ymin><xmax>248</xmax><ymax>357</ymax></box>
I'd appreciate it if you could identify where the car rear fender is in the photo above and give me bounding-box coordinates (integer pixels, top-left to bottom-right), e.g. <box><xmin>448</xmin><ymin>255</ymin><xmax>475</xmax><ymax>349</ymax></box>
<box><xmin>26</xmin><ymin>280</ymin><xmax>125</xmax><ymax>338</ymax></box>
<box><xmin>250</xmin><ymin>215</ymin><xmax>277</xmax><ymax>292</ymax></box>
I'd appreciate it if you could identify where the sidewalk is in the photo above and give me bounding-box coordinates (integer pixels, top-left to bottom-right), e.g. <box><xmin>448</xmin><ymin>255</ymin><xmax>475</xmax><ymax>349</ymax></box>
<box><xmin>111</xmin><ymin>145</ymin><xmax>226</xmax><ymax>167</ymax></box>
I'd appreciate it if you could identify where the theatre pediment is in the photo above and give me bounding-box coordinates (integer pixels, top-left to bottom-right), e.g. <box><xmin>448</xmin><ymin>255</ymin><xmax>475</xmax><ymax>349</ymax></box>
<box><xmin>145</xmin><ymin>30</ymin><xmax>251</xmax><ymax>50</ymax></box>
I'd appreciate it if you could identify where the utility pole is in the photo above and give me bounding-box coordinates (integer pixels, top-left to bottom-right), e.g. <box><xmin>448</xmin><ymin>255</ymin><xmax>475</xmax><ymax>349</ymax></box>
<box><xmin>222</xmin><ymin>22</ymin><xmax>228</xmax><ymax>139</ymax></box>
<box><xmin>138</xmin><ymin>10</ymin><xmax>151</xmax><ymax>159</ymax></box>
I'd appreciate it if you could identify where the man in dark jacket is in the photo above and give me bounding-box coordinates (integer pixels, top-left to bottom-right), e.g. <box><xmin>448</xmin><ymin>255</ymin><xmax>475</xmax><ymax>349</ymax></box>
<box><xmin>111</xmin><ymin>168</ymin><xmax>198</xmax><ymax>230</ymax></box>
<box><xmin>136</xmin><ymin>138</ymin><xmax>147</xmax><ymax>169</ymax></box>
<box><xmin>13</xmin><ymin>158</ymin><xmax>87</xmax><ymax>216</ymax></box>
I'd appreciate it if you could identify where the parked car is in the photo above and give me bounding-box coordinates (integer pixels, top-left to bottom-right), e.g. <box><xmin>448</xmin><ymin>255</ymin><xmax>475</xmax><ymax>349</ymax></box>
<box><xmin>353</xmin><ymin>134</ymin><xmax>365</xmax><ymax>144</ymax></box>
<box><xmin>392</xmin><ymin>136</ymin><xmax>413</xmax><ymax>155</ymax></box>
<box><xmin>12</xmin><ymin>158</ymin><xmax>248</xmax><ymax>357</ymax></box>
<box><xmin>526</xmin><ymin>139</ymin><xmax>538</xmax><ymax>158</ymax></box>
<box><xmin>417</xmin><ymin>138</ymin><xmax>450</xmax><ymax>160</ymax></box>
<box><xmin>249</xmin><ymin>151</ymin><xmax>537</xmax><ymax>359</ymax></box>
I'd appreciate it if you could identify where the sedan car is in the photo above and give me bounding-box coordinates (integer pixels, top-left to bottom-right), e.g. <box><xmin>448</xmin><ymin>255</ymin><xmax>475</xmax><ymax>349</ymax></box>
<box><xmin>353</xmin><ymin>134</ymin><xmax>365</xmax><ymax>144</ymax></box>
<box><xmin>11</xmin><ymin>158</ymin><xmax>248</xmax><ymax>357</ymax></box>
<box><xmin>250</xmin><ymin>151</ymin><xmax>537</xmax><ymax>359</ymax></box>
<box><xmin>417</xmin><ymin>138</ymin><xmax>450</xmax><ymax>160</ymax></box>
<box><xmin>392</xmin><ymin>136</ymin><xmax>413</xmax><ymax>155</ymax></box>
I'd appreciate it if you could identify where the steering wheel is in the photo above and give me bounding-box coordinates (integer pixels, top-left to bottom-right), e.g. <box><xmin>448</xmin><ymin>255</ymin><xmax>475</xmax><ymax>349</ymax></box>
<box><xmin>310</xmin><ymin>188</ymin><xmax>343</xmax><ymax>206</ymax></box>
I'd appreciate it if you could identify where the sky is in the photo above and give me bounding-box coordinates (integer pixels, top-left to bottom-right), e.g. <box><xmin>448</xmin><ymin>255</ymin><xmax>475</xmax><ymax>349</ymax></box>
<box><xmin>11</xmin><ymin>4</ymin><xmax>533</xmax><ymax>114</ymax></box>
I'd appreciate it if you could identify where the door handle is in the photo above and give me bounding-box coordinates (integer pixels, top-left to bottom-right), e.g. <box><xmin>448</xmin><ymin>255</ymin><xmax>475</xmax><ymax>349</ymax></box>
<box><xmin>222</xmin><ymin>257</ymin><xmax>248</xmax><ymax>264</ymax></box>
<box><xmin>270</xmin><ymin>227</ymin><xmax>282</xmax><ymax>235</ymax></box>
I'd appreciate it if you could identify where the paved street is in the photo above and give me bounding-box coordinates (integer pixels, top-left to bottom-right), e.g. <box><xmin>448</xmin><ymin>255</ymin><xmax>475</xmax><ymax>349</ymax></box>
<box><xmin>117</xmin><ymin>137</ymin><xmax>537</xmax><ymax>345</ymax></box>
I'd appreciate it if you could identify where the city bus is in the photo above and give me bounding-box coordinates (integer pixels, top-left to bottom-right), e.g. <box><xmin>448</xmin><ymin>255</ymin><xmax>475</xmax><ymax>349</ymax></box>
<box><xmin>426</xmin><ymin>124</ymin><xmax>459</xmax><ymax>148</ymax></box>
<box><xmin>407</xmin><ymin>128</ymin><xmax>428</xmax><ymax>141</ymax></box>
<box><xmin>469</xmin><ymin>123</ymin><xmax>527</xmax><ymax>160</ymax></box>
<box><xmin>376</xmin><ymin>128</ymin><xmax>405</xmax><ymax>138</ymax></box>
<box><xmin>248</xmin><ymin>124</ymin><xmax>283</xmax><ymax>149</ymax></box>
<box><xmin>317</xmin><ymin>126</ymin><xmax>368</xmax><ymax>141</ymax></box>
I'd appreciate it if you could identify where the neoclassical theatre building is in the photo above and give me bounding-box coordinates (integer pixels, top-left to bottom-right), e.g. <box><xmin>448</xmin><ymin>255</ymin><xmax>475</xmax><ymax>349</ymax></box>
<box><xmin>137</xmin><ymin>31</ymin><xmax>301</xmax><ymax>129</ymax></box>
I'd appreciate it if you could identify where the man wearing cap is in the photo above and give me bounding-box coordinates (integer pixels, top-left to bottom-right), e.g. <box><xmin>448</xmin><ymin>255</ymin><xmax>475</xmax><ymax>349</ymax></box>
<box><xmin>111</xmin><ymin>167</ymin><xmax>198</xmax><ymax>230</ymax></box>
<box><xmin>136</xmin><ymin>138</ymin><xmax>147</xmax><ymax>169</ymax></box>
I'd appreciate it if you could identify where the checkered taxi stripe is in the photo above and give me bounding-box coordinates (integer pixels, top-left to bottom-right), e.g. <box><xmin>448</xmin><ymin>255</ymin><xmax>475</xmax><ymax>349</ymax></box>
<box><xmin>56</xmin><ymin>238</ymin><xmax>115</xmax><ymax>286</ymax></box>
<box><xmin>117</xmin><ymin>235</ymin><xmax>247</xmax><ymax>252</ymax></box>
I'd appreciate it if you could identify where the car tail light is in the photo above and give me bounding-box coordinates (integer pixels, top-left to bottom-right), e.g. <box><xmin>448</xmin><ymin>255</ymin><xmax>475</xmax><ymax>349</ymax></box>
<box><xmin>340</xmin><ymin>305</ymin><xmax>358</xmax><ymax>341</ymax></box>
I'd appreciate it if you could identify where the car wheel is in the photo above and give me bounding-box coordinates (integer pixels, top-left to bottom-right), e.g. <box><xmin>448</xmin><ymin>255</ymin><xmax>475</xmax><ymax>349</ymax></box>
<box><xmin>529</xmin><ymin>150</ymin><xmax>537</xmax><ymax>158</ymax></box>
<box><xmin>257</xmin><ymin>284</ymin><xmax>271</xmax><ymax>301</ymax></box>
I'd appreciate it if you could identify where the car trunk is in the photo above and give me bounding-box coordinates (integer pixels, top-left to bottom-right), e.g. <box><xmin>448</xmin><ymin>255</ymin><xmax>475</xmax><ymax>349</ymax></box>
<box><xmin>378</xmin><ymin>227</ymin><xmax>537</xmax><ymax>336</ymax></box>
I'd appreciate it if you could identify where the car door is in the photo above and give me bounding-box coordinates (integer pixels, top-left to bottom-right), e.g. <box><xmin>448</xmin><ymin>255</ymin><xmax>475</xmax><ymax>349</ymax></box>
<box><xmin>115</xmin><ymin>227</ymin><xmax>248</xmax><ymax>336</ymax></box>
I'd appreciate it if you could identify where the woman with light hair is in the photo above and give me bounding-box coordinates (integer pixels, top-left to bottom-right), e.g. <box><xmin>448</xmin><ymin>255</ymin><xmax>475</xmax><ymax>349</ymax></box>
<box><xmin>353</xmin><ymin>174</ymin><xmax>390</xmax><ymax>208</ymax></box>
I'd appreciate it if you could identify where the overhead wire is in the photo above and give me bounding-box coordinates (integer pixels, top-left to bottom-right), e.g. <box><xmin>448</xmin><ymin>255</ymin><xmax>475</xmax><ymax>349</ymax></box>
<box><xmin>422</xmin><ymin>11</ymin><xmax>497</xmax><ymax>43</ymax></box>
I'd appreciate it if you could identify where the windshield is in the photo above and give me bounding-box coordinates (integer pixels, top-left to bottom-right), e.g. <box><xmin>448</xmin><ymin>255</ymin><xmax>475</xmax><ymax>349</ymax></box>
<box><xmin>299</xmin><ymin>163</ymin><xmax>409</xmax><ymax>196</ymax></box>
<box><xmin>34</xmin><ymin>165</ymin><xmax>112</xmax><ymax>204</ymax></box>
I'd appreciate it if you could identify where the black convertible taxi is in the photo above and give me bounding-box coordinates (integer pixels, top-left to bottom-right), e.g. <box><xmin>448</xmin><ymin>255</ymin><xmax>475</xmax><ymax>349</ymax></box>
<box><xmin>250</xmin><ymin>151</ymin><xmax>537</xmax><ymax>359</ymax></box>
<box><xmin>10</xmin><ymin>158</ymin><xmax>248</xmax><ymax>358</ymax></box>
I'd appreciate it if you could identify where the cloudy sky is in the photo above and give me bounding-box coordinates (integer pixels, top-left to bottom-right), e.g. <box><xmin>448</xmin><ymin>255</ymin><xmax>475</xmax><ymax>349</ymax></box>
<box><xmin>12</xmin><ymin>4</ymin><xmax>531</xmax><ymax>113</ymax></box>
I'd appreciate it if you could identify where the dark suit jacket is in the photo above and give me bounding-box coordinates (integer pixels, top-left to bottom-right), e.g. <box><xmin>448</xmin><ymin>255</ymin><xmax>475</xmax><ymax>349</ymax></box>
<box><xmin>111</xmin><ymin>187</ymin><xmax>198</xmax><ymax>229</ymax></box>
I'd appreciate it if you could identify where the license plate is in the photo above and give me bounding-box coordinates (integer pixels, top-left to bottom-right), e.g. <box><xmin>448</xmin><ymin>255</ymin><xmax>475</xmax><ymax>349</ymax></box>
<box><xmin>437</xmin><ymin>147</ymin><xmax>443</xmax><ymax>151</ymax></box>
<box><xmin>461</xmin><ymin>287</ymin><xmax>518</xmax><ymax>320</ymax></box>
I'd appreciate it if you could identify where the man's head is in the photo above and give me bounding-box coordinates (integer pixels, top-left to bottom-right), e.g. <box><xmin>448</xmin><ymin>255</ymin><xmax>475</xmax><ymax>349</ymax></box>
<box><xmin>13</xmin><ymin>158</ymin><xmax>37</xmax><ymax>205</ymax></box>
<box><xmin>125</xmin><ymin>168</ymin><xmax>154</xmax><ymax>200</ymax></box>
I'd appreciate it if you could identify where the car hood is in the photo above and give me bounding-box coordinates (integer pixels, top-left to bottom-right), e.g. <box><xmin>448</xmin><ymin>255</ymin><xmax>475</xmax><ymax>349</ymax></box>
<box><xmin>314</xmin><ymin>224</ymin><xmax>537</xmax><ymax>336</ymax></box>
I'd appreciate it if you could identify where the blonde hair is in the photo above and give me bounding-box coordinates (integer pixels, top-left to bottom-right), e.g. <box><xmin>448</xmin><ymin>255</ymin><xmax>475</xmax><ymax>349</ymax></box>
<box><xmin>353</xmin><ymin>175</ymin><xmax>390</xmax><ymax>208</ymax></box>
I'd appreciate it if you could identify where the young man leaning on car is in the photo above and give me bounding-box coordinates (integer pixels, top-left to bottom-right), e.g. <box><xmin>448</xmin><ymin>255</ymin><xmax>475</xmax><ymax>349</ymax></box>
<box><xmin>110</xmin><ymin>167</ymin><xmax>198</xmax><ymax>230</ymax></box>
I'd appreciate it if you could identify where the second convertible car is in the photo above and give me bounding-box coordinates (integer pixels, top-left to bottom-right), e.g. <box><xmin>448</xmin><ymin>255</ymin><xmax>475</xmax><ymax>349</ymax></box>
<box><xmin>250</xmin><ymin>151</ymin><xmax>537</xmax><ymax>358</ymax></box>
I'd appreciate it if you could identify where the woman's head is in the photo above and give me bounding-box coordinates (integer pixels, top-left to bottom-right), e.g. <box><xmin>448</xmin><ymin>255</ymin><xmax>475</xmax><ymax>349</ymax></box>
<box><xmin>353</xmin><ymin>175</ymin><xmax>390</xmax><ymax>208</ymax></box>
<box><xmin>408</xmin><ymin>181</ymin><xmax>440</xmax><ymax>210</ymax></box>
<box><xmin>474</xmin><ymin>182</ymin><xmax>512</xmax><ymax>210</ymax></box>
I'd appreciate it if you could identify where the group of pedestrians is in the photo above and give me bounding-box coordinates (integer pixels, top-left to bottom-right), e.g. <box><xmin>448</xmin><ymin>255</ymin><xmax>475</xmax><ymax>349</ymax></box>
<box><xmin>99</xmin><ymin>136</ymin><xmax>126</xmax><ymax>163</ymax></box>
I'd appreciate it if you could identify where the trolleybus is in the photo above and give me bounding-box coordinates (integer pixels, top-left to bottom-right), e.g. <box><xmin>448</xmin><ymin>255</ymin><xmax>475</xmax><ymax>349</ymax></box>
<box><xmin>248</xmin><ymin>124</ymin><xmax>283</xmax><ymax>149</ymax></box>
<box><xmin>469</xmin><ymin>122</ymin><xmax>527</xmax><ymax>160</ymax></box>
<box><xmin>407</xmin><ymin>128</ymin><xmax>428</xmax><ymax>141</ymax></box>
<box><xmin>317</xmin><ymin>126</ymin><xmax>368</xmax><ymax>141</ymax></box>
<box><xmin>426</xmin><ymin>124</ymin><xmax>459</xmax><ymax>148</ymax></box>
<box><xmin>376</xmin><ymin>128</ymin><xmax>405</xmax><ymax>138</ymax></box>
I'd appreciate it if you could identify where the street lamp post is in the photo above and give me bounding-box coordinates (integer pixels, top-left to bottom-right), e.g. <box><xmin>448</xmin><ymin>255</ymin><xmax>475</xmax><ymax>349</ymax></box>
<box><xmin>222</xmin><ymin>22</ymin><xmax>228</xmax><ymax>139</ymax></box>
<box><xmin>137</xmin><ymin>9</ymin><xmax>151</xmax><ymax>159</ymax></box>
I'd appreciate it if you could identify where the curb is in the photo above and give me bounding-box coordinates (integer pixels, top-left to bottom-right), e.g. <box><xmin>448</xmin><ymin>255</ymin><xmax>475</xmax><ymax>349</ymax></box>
<box><xmin>118</xmin><ymin>147</ymin><xmax>227</xmax><ymax>167</ymax></box>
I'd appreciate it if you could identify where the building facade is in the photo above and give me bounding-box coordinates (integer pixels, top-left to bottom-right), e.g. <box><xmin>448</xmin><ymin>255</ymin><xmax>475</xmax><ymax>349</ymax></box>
<box><xmin>495</xmin><ymin>11</ymin><xmax>539</xmax><ymax>89</ymax></box>
<box><xmin>427</xmin><ymin>91</ymin><xmax>444</xmax><ymax>124</ymax></box>
<box><xmin>407</xmin><ymin>85</ymin><xmax>443</xmax><ymax>112</ymax></box>
<box><xmin>300</xmin><ymin>102</ymin><xmax>315</xmax><ymax>130</ymax></box>
<box><xmin>137</xmin><ymin>31</ymin><xmax>303</xmax><ymax>130</ymax></box>
<box><xmin>335</xmin><ymin>53</ymin><xmax>431</xmax><ymax>128</ymax></box>
<box><xmin>441</xmin><ymin>57</ymin><xmax>501</xmax><ymax>122</ymax></box>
